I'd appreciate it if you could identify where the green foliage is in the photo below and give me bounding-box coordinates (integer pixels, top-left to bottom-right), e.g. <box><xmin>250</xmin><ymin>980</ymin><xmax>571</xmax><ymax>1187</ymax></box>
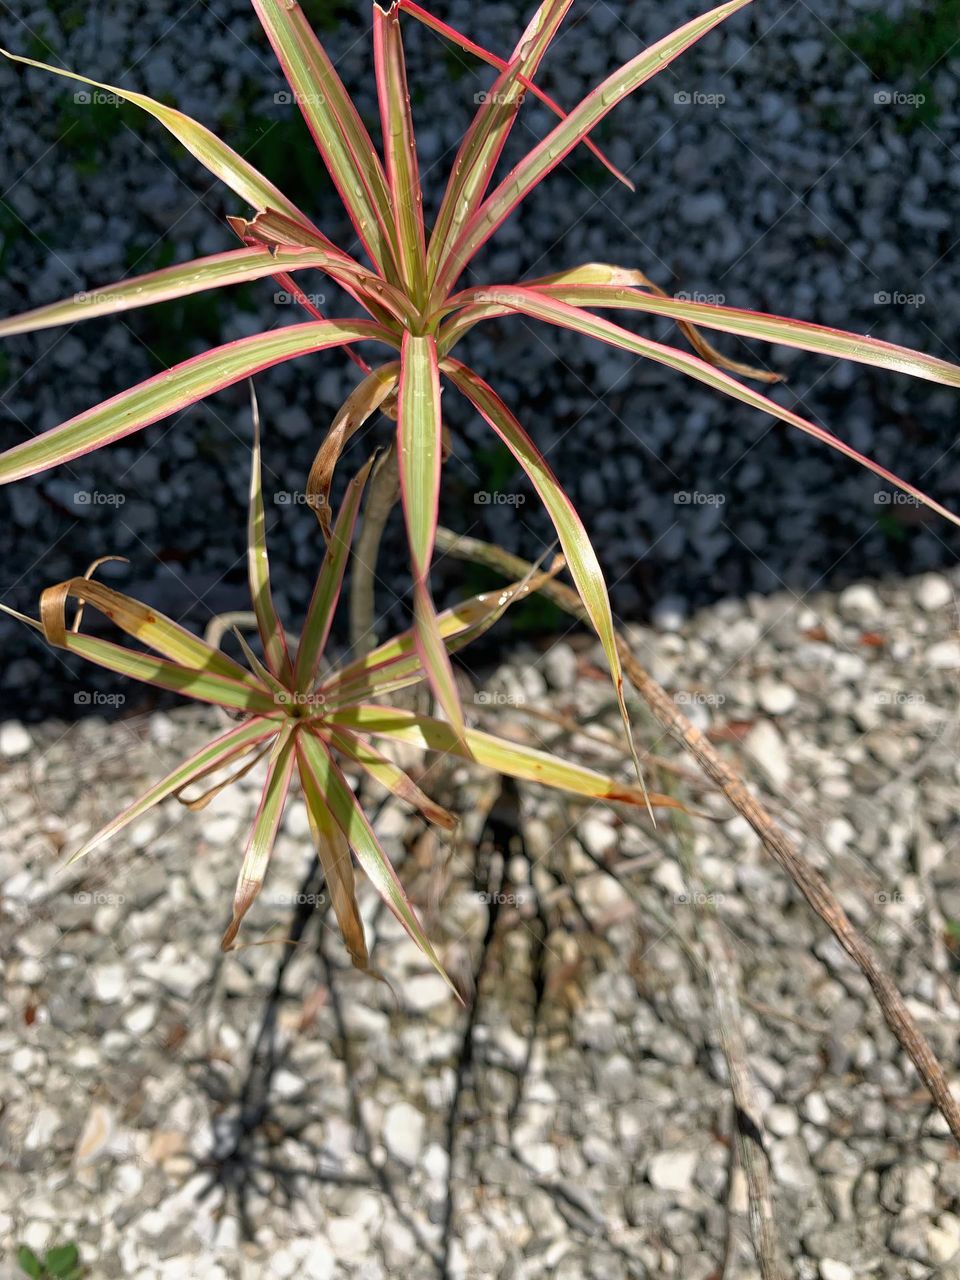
<box><xmin>16</xmin><ymin>1243</ymin><xmax>83</xmax><ymax>1280</ymax></box>
<box><xmin>849</xmin><ymin>0</ymin><xmax>960</xmax><ymax>129</ymax></box>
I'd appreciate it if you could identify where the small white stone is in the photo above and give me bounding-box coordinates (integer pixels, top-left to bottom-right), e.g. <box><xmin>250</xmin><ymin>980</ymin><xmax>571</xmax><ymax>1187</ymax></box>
<box><xmin>820</xmin><ymin>1261</ymin><xmax>854</xmax><ymax>1280</ymax></box>
<box><xmin>648</xmin><ymin>1149</ymin><xmax>698</xmax><ymax>1193</ymax></box>
<box><xmin>0</xmin><ymin>721</ymin><xmax>31</xmax><ymax>758</ymax></box>
<box><xmin>383</xmin><ymin>1102</ymin><xmax>424</xmax><ymax>1166</ymax></box>
<box><xmin>744</xmin><ymin>720</ymin><xmax>790</xmax><ymax>790</ymax></box>
<box><xmin>765</xmin><ymin>1104</ymin><xmax>799</xmax><ymax>1137</ymax></box>
<box><xmin>403</xmin><ymin>973</ymin><xmax>451</xmax><ymax>1012</ymax></box>
<box><xmin>580</xmin><ymin>815</ymin><xmax>618</xmax><ymax>857</ymax></box>
<box><xmin>916</xmin><ymin>573</ymin><xmax>953</xmax><ymax>612</ymax></box>
<box><xmin>823</xmin><ymin>818</ymin><xmax>855</xmax><ymax>857</ymax></box>
<box><xmin>541</xmin><ymin>641</ymin><xmax>578</xmax><ymax>691</ymax></box>
<box><xmin>91</xmin><ymin>965</ymin><xmax>126</xmax><ymax>1003</ymax></box>
<box><xmin>123</xmin><ymin>1004</ymin><xmax>157</xmax><ymax>1036</ymax></box>
<box><xmin>838</xmin><ymin>583</ymin><xmax>882</xmax><ymax>620</ymax></box>
<box><xmin>928</xmin><ymin>639</ymin><xmax>960</xmax><ymax>670</ymax></box>
<box><xmin>757</xmin><ymin>678</ymin><xmax>797</xmax><ymax>715</ymax></box>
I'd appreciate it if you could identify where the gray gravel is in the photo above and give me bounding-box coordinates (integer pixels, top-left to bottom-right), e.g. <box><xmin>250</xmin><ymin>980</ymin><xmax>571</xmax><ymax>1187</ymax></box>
<box><xmin>2</xmin><ymin>564</ymin><xmax>960</xmax><ymax>1277</ymax></box>
<box><xmin>2</xmin><ymin>0</ymin><xmax>960</xmax><ymax>717</ymax></box>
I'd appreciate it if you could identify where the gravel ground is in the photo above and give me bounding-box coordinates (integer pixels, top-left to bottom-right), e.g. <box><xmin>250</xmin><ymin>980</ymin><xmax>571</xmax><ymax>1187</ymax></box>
<box><xmin>2</xmin><ymin>0</ymin><xmax>960</xmax><ymax>718</ymax></box>
<box><xmin>2</xmin><ymin>564</ymin><xmax>960</xmax><ymax>1277</ymax></box>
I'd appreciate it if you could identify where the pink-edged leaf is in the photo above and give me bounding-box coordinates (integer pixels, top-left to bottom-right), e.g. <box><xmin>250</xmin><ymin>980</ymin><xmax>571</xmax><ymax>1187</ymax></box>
<box><xmin>296</xmin><ymin>737</ymin><xmax>369</xmax><ymax>970</ymax></box>
<box><xmin>433</xmin><ymin>0</ymin><xmax>752</xmax><ymax>297</ymax></box>
<box><xmin>320</xmin><ymin>557</ymin><xmax>561</xmax><ymax>707</ymax></box>
<box><xmin>294</xmin><ymin>455</ymin><xmax>376</xmax><ymax>692</ymax></box>
<box><xmin>222</xmin><ymin>725</ymin><xmax>297</xmax><ymax>950</ymax></box>
<box><xmin>229</xmin><ymin>209</ymin><xmax>416</xmax><ymax>329</ymax></box>
<box><xmin>373</xmin><ymin>3</ymin><xmax>427</xmax><ymax>300</ymax></box>
<box><xmin>397</xmin><ymin>333</ymin><xmax>469</xmax><ymax>744</ymax></box>
<box><xmin>527</xmin><ymin>280</ymin><xmax>960</xmax><ymax>389</ymax></box>
<box><xmin>456</xmin><ymin>288</ymin><xmax>960</xmax><ymax>530</ymax></box>
<box><xmin>324</xmin><ymin>704</ymin><xmax>684</xmax><ymax>812</ymax></box>
<box><xmin>0</xmin><ymin>246</ymin><xmax>382</xmax><ymax>339</ymax></box>
<box><xmin>298</xmin><ymin>728</ymin><xmax>457</xmax><ymax>993</ymax></box>
<box><xmin>306</xmin><ymin>362</ymin><xmax>401</xmax><ymax>539</ymax></box>
<box><xmin>252</xmin><ymin>0</ymin><xmax>400</xmax><ymax>281</ymax></box>
<box><xmin>0</xmin><ymin>47</ymin><xmax>320</xmax><ymax>231</ymax></box>
<box><xmin>248</xmin><ymin>386</ymin><xmax>294</xmax><ymax>685</ymax></box>
<box><xmin>326</xmin><ymin>725</ymin><xmax>457</xmax><ymax>830</ymax></box>
<box><xmin>0</xmin><ymin>319</ymin><xmax>394</xmax><ymax>484</ymax></box>
<box><xmin>397</xmin><ymin>0</ymin><xmax>633</xmax><ymax>190</ymax></box>
<box><xmin>67</xmin><ymin>718</ymin><xmax>279</xmax><ymax>864</ymax></box>
<box><xmin>426</xmin><ymin>0</ymin><xmax>573</xmax><ymax>287</ymax></box>
<box><xmin>441</xmin><ymin>357</ymin><xmax>648</xmax><ymax>799</ymax></box>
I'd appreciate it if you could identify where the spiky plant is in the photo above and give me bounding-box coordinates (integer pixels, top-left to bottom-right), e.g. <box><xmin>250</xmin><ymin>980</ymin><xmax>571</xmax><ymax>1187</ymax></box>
<box><xmin>3</xmin><ymin>0</ymin><xmax>959</xmax><ymax>776</ymax></box>
<box><xmin>0</xmin><ymin>407</ymin><xmax>680</xmax><ymax>982</ymax></box>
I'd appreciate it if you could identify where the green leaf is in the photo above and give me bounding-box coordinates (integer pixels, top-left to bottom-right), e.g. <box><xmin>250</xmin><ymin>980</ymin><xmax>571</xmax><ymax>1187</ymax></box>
<box><xmin>398</xmin><ymin>333</ymin><xmax>469</xmax><ymax>743</ymax></box>
<box><xmin>433</xmin><ymin>0</ymin><xmax>752</xmax><ymax>296</ymax></box>
<box><xmin>298</xmin><ymin>729</ymin><xmax>457</xmax><ymax>993</ymax></box>
<box><xmin>373</xmin><ymin>3</ymin><xmax>427</xmax><ymax>300</ymax></box>
<box><xmin>67</xmin><ymin>718</ymin><xmax>279</xmax><ymax>864</ymax></box>
<box><xmin>294</xmin><ymin>455</ymin><xmax>375</xmax><ymax>692</ymax></box>
<box><xmin>252</xmin><ymin>0</ymin><xmax>401</xmax><ymax>280</ymax></box>
<box><xmin>248</xmin><ymin>385</ymin><xmax>294</xmax><ymax>684</ymax></box>
<box><xmin>455</xmin><ymin>287</ymin><xmax>960</xmax><ymax>531</ymax></box>
<box><xmin>221</xmin><ymin>725</ymin><xmax>297</xmax><ymax>949</ymax></box>
<box><xmin>43</xmin><ymin>1245</ymin><xmax>80</xmax><ymax>1278</ymax></box>
<box><xmin>0</xmin><ymin>319</ymin><xmax>393</xmax><ymax>484</ymax></box>
<box><xmin>441</xmin><ymin>357</ymin><xmax>648</xmax><ymax>797</ymax></box>
<box><xmin>324</xmin><ymin>705</ymin><xmax>685</xmax><ymax>810</ymax></box>
<box><xmin>326</xmin><ymin>724</ymin><xmax>457</xmax><ymax>829</ymax></box>
<box><xmin>0</xmin><ymin>246</ymin><xmax>380</xmax><ymax>339</ymax></box>
<box><xmin>16</xmin><ymin>1246</ymin><xmax>42</xmax><ymax>1279</ymax></box>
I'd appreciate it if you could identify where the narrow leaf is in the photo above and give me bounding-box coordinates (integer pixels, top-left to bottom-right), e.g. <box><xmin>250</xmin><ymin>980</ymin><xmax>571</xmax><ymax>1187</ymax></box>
<box><xmin>434</xmin><ymin>0</ymin><xmax>752</xmax><ymax>296</ymax></box>
<box><xmin>252</xmin><ymin>0</ymin><xmax>401</xmax><ymax>280</ymax></box>
<box><xmin>68</xmin><ymin>718</ymin><xmax>278</xmax><ymax>863</ymax></box>
<box><xmin>442</xmin><ymin>356</ymin><xmax>648</xmax><ymax>795</ymax></box>
<box><xmin>296</xmin><ymin>737</ymin><xmax>369</xmax><ymax>970</ymax></box>
<box><xmin>248</xmin><ymin>385</ymin><xmax>294</xmax><ymax>684</ymax></box>
<box><xmin>457</xmin><ymin>289</ymin><xmax>960</xmax><ymax>530</ymax></box>
<box><xmin>0</xmin><ymin>319</ymin><xmax>394</xmax><ymax>484</ymax></box>
<box><xmin>373</xmin><ymin>3</ymin><xmax>427</xmax><ymax>299</ymax></box>
<box><xmin>398</xmin><ymin>333</ymin><xmax>469</xmax><ymax>743</ymax></box>
<box><xmin>326</xmin><ymin>725</ymin><xmax>457</xmax><ymax>829</ymax></box>
<box><xmin>306</xmin><ymin>362</ymin><xmax>400</xmax><ymax>539</ymax></box>
<box><xmin>298</xmin><ymin>729</ymin><xmax>456</xmax><ymax>991</ymax></box>
<box><xmin>222</xmin><ymin>725</ymin><xmax>297</xmax><ymax>950</ymax></box>
<box><xmin>397</xmin><ymin>0</ymin><xmax>633</xmax><ymax>190</ymax></box>
<box><xmin>325</xmin><ymin>705</ymin><xmax>684</xmax><ymax>810</ymax></box>
<box><xmin>294</xmin><ymin>455</ymin><xmax>376</xmax><ymax>692</ymax></box>
<box><xmin>427</xmin><ymin>0</ymin><xmax>573</xmax><ymax>287</ymax></box>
